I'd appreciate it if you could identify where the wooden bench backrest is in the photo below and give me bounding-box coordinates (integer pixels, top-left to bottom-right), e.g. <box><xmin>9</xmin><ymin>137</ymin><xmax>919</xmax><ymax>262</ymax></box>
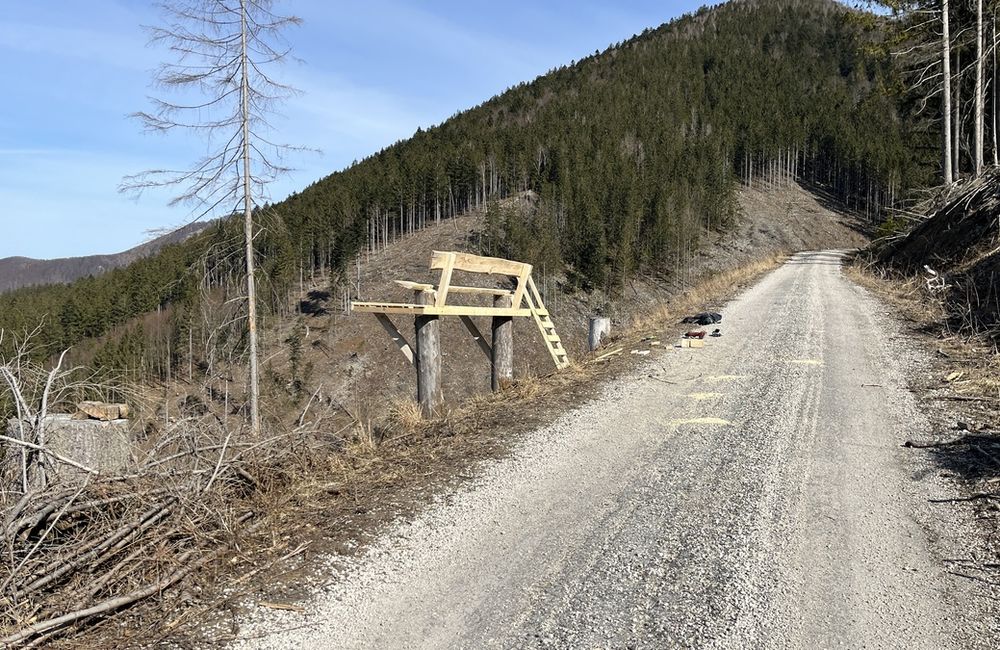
<box><xmin>429</xmin><ymin>251</ymin><xmax>533</xmax><ymax>308</ymax></box>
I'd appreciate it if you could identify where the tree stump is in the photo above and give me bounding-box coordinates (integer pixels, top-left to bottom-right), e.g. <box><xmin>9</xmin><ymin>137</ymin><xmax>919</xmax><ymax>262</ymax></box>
<box><xmin>589</xmin><ymin>316</ymin><xmax>612</xmax><ymax>351</ymax></box>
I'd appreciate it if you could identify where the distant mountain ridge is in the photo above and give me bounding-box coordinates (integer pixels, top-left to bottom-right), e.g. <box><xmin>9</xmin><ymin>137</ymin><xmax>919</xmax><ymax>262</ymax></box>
<box><xmin>0</xmin><ymin>221</ymin><xmax>211</xmax><ymax>294</ymax></box>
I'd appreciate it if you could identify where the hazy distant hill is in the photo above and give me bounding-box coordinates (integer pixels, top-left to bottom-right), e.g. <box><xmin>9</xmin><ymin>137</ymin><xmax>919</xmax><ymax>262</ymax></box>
<box><xmin>0</xmin><ymin>221</ymin><xmax>211</xmax><ymax>294</ymax></box>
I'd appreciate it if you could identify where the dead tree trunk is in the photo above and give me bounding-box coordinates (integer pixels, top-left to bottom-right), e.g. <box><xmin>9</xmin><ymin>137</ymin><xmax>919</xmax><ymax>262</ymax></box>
<box><xmin>976</xmin><ymin>0</ymin><xmax>986</xmax><ymax>176</ymax></box>
<box><xmin>944</xmin><ymin>0</ymin><xmax>955</xmax><ymax>185</ymax></box>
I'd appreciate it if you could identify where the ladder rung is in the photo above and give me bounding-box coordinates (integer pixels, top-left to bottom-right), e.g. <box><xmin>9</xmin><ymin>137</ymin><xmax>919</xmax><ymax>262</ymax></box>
<box><xmin>526</xmin><ymin>275</ymin><xmax>568</xmax><ymax>370</ymax></box>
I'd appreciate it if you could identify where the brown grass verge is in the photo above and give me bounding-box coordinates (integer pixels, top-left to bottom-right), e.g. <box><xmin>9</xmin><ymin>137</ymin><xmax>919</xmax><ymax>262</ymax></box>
<box><xmin>845</xmin><ymin>263</ymin><xmax>1000</xmax><ymax>400</ymax></box>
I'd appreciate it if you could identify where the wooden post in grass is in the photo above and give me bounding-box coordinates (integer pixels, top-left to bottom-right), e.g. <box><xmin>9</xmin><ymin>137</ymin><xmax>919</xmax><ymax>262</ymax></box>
<box><xmin>414</xmin><ymin>289</ymin><xmax>442</xmax><ymax>416</ymax></box>
<box><xmin>491</xmin><ymin>294</ymin><xmax>514</xmax><ymax>392</ymax></box>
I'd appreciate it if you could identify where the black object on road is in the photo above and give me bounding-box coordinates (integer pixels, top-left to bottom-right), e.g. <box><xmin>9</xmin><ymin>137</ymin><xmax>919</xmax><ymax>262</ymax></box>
<box><xmin>682</xmin><ymin>312</ymin><xmax>723</xmax><ymax>326</ymax></box>
<box><xmin>710</xmin><ymin>329</ymin><xmax>722</xmax><ymax>337</ymax></box>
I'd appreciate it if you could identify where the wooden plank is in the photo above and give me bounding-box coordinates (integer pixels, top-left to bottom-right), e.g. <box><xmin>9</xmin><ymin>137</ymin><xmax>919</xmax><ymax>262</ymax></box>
<box><xmin>352</xmin><ymin>301</ymin><xmax>424</xmax><ymax>313</ymax></box>
<box><xmin>435</xmin><ymin>252</ymin><xmax>456</xmax><ymax>308</ymax></box>
<box><xmin>491</xmin><ymin>294</ymin><xmax>514</xmax><ymax>392</ymax></box>
<box><xmin>352</xmin><ymin>302</ymin><xmax>536</xmax><ymax>318</ymax></box>
<box><xmin>459</xmin><ymin>315</ymin><xmax>492</xmax><ymax>359</ymax></box>
<box><xmin>393</xmin><ymin>282</ymin><xmax>511</xmax><ymax>297</ymax></box>
<box><xmin>511</xmin><ymin>267</ymin><xmax>531</xmax><ymax>309</ymax></box>
<box><xmin>446</xmin><ymin>286</ymin><xmax>513</xmax><ymax>297</ymax></box>
<box><xmin>434</xmin><ymin>306</ymin><xmax>534</xmax><ymax>317</ymax></box>
<box><xmin>374</xmin><ymin>314</ymin><xmax>414</xmax><ymax>366</ymax></box>
<box><xmin>430</xmin><ymin>250</ymin><xmax>530</xmax><ymax>277</ymax></box>
<box><xmin>394</xmin><ymin>280</ymin><xmax>435</xmax><ymax>291</ymax></box>
<box><xmin>414</xmin><ymin>291</ymin><xmax>443</xmax><ymax>416</ymax></box>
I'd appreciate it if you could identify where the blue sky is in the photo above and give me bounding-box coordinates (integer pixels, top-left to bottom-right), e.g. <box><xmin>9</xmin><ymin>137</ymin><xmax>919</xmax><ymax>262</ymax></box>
<box><xmin>0</xmin><ymin>1</ymin><xmax>719</xmax><ymax>260</ymax></box>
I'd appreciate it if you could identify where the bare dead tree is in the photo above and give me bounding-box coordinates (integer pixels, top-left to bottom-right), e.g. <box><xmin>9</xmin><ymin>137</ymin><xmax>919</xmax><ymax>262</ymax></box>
<box><xmin>121</xmin><ymin>0</ymin><xmax>305</xmax><ymax>437</ymax></box>
<box><xmin>944</xmin><ymin>0</ymin><xmax>955</xmax><ymax>185</ymax></box>
<box><xmin>976</xmin><ymin>0</ymin><xmax>986</xmax><ymax>175</ymax></box>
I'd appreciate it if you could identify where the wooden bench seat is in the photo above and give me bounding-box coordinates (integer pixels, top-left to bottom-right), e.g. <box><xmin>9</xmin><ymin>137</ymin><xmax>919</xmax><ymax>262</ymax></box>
<box><xmin>351</xmin><ymin>249</ymin><xmax>568</xmax><ymax>371</ymax></box>
<box><xmin>393</xmin><ymin>280</ymin><xmax>513</xmax><ymax>297</ymax></box>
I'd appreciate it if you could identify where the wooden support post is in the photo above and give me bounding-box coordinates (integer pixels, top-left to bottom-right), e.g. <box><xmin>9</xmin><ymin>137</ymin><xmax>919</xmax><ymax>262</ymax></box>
<box><xmin>414</xmin><ymin>290</ymin><xmax>442</xmax><ymax>416</ymax></box>
<box><xmin>492</xmin><ymin>294</ymin><xmax>514</xmax><ymax>392</ymax></box>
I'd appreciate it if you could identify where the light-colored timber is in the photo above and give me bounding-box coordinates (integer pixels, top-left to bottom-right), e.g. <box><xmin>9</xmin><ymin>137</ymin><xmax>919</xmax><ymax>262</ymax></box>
<box><xmin>393</xmin><ymin>280</ymin><xmax>513</xmax><ymax>297</ymax></box>
<box><xmin>352</xmin><ymin>250</ymin><xmax>569</xmax><ymax>407</ymax></box>
<box><xmin>524</xmin><ymin>276</ymin><xmax>570</xmax><ymax>369</ymax></box>
<box><xmin>374</xmin><ymin>314</ymin><xmax>414</xmax><ymax>365</ymax></box>
<box><xmin>429</xmin><ymin>250</ymin><xmax>528</xmax><ymax>277</ymax></box>
<box><xmin>352</xmin><ymin>303</ymin><xmax>538</xmax><ymax>318</ymax></box>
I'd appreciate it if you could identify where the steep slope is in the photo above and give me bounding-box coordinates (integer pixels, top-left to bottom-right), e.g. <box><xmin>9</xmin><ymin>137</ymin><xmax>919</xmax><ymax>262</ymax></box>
<box><xmin>874</xmin><ymin>172</ymin><xmax>1000</xmax><ymax>334</ymax></box>
<box><xmin>0</xmin><ymin>0</ymin><xmax>910</xmax><ymax>385</ymax></box>
<box><xmin>0</xmin><ymin>221</ymin><xmax>211</xmax><ymax>294</ymax></box>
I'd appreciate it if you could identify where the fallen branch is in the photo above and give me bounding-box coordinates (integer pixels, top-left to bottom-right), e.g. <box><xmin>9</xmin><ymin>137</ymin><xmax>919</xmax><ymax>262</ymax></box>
<box><xmin>16</xmin><ymin>499</ymin><xmax>176</xmax><ymax>598</ymax></box>
<box><xmin>0</xmin><ymin>481</ymin><xmax>88</xmax><ymax>596</ymax></box>
<box><xmin>923</xmin><ymin>394</ymin><xmax>999</xmax><ymax>403</ymax></box>
<box><xmin>0</xmin><ymin>549</ymin><xmax>202</xmax><ymax>647</ymax></box>
<box><xmin>928</xmin><ymin>492</ymin><xmax>999</xmax><ymax>503</ymax></box>
<box><xmin>0</xmin><ymin>434</ymin><xmax>97</xmax><ymax>475</ymax></box>
<box><xmin>591</xmin><ymin>348</ymin><xmax>624</xmax><ymax>363</ymax></box>
<box><xmin>7</xmin><ymin>489</ymin><xmax>169</xmax><ymax>540</ymax></box>
<box><xmin>903</xmin><ymin>436</ymin><xmax>972</xmax><ymax>448</ymax></box>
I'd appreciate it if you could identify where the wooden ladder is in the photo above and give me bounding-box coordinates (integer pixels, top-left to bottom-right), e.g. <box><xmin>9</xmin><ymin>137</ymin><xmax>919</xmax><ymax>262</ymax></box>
<box><xmin>524</xmin><ymin>276</ymin><xmax>570</xmax><ymax>370</ymax></box>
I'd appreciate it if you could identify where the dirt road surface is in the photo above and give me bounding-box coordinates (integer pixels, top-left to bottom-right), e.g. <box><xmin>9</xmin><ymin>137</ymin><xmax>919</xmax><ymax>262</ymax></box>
<box><xmin>237</xmin><ymin>251</ymin><xmax>991</xmax><ymax>649</ymax></box>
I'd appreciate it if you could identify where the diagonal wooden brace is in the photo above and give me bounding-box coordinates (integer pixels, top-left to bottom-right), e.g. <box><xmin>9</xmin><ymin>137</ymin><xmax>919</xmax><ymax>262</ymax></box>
<box><xmin>459</xmin><ymin>315</ymin><xmax>492</xmax><ymax>360</ymax></box>
<box><xmin>375</xmin><ymin>313</ymin><xmax>414</xmax><ymax>365</ymax></box>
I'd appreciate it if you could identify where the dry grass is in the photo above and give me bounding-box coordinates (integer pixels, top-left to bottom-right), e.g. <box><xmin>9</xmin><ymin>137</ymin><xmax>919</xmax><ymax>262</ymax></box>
<box><xmin>628</xmin><ymin>253</ymin><xmax>788</xmax><ymax>336</ymax></box>
<box><xmin>846</xmin><ymin>262</ymin><xmax>1000</xmax><ymax>403</ymax></box>
<box><xmin>844</xmin><ymin>264</ymin><xmax>951</xmax><ymax>330</ymax></box>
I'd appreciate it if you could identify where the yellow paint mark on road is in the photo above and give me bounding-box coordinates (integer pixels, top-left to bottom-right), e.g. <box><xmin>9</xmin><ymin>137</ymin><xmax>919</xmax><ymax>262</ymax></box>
<box><xmin>687</xmin><ymin>392</ymin><xmax>722</xmax><ymax>401</ymax></box>
<box><xmin>705</xmin><ymin>375</ymin><xmax>744</xmax><ymax>382</ymax></box>
<box><xmin>789</xmin><ymin>359</ymin><xmax>824</xmax><ymax>367</ymax></box>
<box><xmin>670</xmin><ymin>417</ymin><xmax>732</xmax><ymax>427</ymax></box>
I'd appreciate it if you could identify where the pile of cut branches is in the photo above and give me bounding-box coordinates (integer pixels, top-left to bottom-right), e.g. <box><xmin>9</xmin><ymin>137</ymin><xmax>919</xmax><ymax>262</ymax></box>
<box><xmin>0</xmin><ymin>413</ymin><xmax>297</xmax><ymax>647</ymax></box>
<box><xmin>0</xmin><ymin>332</ymin><xmax>333</xmax><ymax>647</ymax></box>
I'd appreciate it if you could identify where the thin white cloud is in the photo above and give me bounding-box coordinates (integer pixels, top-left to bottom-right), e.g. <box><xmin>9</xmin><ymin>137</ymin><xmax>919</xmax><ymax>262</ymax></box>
<box><xmin>0</xmin><ymin>21</ymin><xmax>154</xmax><ymax>71</ymax></box>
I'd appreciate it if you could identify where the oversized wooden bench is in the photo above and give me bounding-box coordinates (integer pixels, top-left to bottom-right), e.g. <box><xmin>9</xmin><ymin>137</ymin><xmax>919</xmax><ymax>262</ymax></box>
<box><xmin>351</xmin><ymin>250</ymin><xmax>569</xmax><ymax>370</ymax></box>
<box><xmin>353</xmin><ymin>251</ymin><xmax>535</xmax><ymax>317</ymax></box>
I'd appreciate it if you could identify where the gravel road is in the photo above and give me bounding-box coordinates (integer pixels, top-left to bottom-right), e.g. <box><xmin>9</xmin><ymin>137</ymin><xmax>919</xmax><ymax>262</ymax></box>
<box><xmin>236</xmin><ymin>251</ymin><xmax>988</xmax><ymax>649</ymax></box>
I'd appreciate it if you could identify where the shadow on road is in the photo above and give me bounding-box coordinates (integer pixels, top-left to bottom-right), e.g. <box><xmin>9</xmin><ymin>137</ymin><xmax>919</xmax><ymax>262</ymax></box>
<box><xmin>915</xmin><ymin>432</ymin><xmax>1000</xmax><ymax>486</ymax></box>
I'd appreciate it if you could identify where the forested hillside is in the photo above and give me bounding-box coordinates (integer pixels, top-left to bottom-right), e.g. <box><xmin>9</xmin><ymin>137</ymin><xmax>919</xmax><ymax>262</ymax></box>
<box><xmin>0</xmin><ymin>0</ymin><xmax>927</xmax><ymax>377</ymax></box>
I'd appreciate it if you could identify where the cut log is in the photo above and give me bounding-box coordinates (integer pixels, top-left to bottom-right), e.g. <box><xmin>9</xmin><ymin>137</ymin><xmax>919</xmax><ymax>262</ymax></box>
<box><xmin>75</xmin><ymin>402</ymin><xmax>130</xmax><ymax>421</ymax></box>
